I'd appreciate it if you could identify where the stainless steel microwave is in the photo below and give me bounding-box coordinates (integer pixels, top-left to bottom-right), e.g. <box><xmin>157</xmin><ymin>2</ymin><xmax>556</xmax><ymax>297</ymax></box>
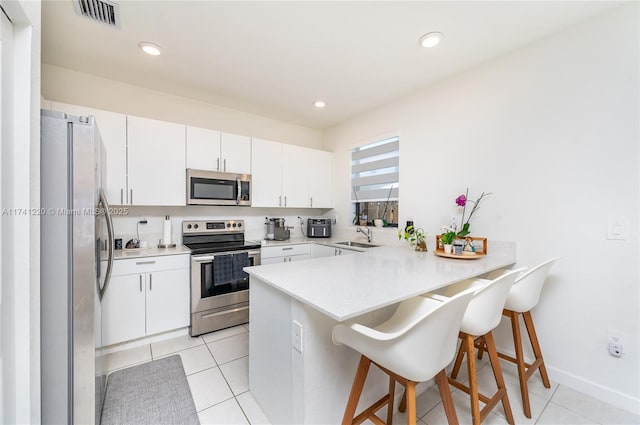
<box><xmin>186</xmin><ymin>169</ymin><xmax>251</xmax><ymax>206</ymax></box>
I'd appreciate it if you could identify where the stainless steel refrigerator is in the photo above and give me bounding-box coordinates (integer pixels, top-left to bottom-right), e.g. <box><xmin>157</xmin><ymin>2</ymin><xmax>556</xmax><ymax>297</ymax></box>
<box><xmin>40</xmin><ymin>110</ymin><xmax>115</xmax><ymax>425</ymax></box>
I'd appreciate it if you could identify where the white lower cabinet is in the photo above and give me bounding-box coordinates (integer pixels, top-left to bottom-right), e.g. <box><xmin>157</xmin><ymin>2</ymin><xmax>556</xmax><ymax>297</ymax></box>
<box><xmin>101</xmin><ymin>254</ymin><xmax>190</xmax><ymax>346</ymax></box>
<box><xmin>261</xmin><ymin>244</ymin><xmax>311</xmax><ymax>264</ymax></box>
<box><xmin>311</xmin><ymin>244</ymin><xmax>359</xmax><ymax>258</ymax></box>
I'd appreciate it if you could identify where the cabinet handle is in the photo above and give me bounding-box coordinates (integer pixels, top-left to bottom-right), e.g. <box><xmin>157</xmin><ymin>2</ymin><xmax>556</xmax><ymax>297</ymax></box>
<box><xmin>310</xmin><ymin>197</ymin><xmax>313</xmax><ymax>207</ymax></box>
<box><xmin>130</xmin><ymin>189</ymin><xmax>133</xmax><ymax>204</ymax></box>
<box><xmin>282</xmin><ymin>247</ymin><xmax>293</xmax><ymax>251</ymax></box>
<box><xmin>149</xmin><ymin>274</ymin><xmax>152</xmax><ymax>291</ymax></box>
<box><xmin>136</xmin><ymin>260</ymin><xmax>156</xmax><ymax>265</ymax></box>
<box><xmin>223</xmin><ymin>158</ymin><xmax>227</xmax><ymax>172</ymax></box>
<box><xmin>139</xmin><ymin>275</ymin><xmax>142</xmax><ymax>292</ymax></box>
<box><xmin>279</xmin><ymin>196</ymin><xmax>282</xmax><ymax>207</ymax></box>
<box><xmin>121</xmin><ymin>188</ymin><xmax>124</xmax><ymax>204</ymax></box>
<box><xmin>284</xmin><ymin>196</ymin><xmax>287</xmax><ymax>207</ymax></box>
<box><xmin>217</xmin><ymin>158</ymin><xmax>220</xmax><ymax>171</ymax></box>
<box><xmin>339</xmin><ymin>249</ymin><xmax>342</xmax><ymax>255</ymax></box>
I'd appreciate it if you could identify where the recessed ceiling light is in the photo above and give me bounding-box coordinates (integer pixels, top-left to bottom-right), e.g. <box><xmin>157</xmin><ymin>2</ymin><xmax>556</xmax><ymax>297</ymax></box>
<box><xmin>419</xmin><ymin>32</ymin><xmax>442</xmax><ymax>48</ymax></box>
<box><xmin>314</xmin><ymin>100</ymin><xmax>326</xmax><ymax>108</ymax></box>
<box><xmin>138</xmin><ymin>41</ymin><xmax>162</xmax><ymax>56</ymax></box>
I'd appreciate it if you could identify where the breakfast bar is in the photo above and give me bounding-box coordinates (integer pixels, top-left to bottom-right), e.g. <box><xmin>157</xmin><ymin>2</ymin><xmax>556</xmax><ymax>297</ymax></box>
<box><xmin>245</xmin><ymin>242</ymin><xmax>516</xmax><ymax>424</ymax></box>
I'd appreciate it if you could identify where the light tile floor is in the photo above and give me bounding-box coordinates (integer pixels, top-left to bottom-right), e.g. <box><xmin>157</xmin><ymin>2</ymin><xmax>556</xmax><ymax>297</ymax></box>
<box><xmin>105</xmin><ymin>324</ymin><xmax>639</xmax><ymax>425</ymax></box>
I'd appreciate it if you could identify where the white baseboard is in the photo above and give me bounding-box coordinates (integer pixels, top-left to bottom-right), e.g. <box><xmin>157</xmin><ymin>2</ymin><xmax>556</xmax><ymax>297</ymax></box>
<box><xmin>101</xmin><ymin>327</ymin><xmax>190</xmax><ymax>355</ymax></box>
<box><xmin>495</xmin><ymin>343</ymin><xmax>640</xmax><ymax>416</ymax></box>
<box><xmin>546</xmin><ymin>364</ymin><xmax>640</xmax><ymax>416</ymax></box>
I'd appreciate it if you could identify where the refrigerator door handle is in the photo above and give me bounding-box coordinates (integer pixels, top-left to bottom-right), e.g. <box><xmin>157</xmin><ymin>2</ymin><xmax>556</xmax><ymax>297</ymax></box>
<box><xmin>99</xmin><ymin>189</ymin><xmax>115</xmax><ymax>301</ymax></box>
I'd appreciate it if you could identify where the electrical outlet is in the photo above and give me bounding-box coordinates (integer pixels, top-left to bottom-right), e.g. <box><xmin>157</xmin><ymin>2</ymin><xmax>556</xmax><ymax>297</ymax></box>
<box><xmin>292</xmin><ymin>320</ymin><xmax>303</xmax><ymax>353</ymax></box>
<box><xmin>607</xmin><ymin>330</ymin><xmax>625</xmax><ymax>357</ymax></box>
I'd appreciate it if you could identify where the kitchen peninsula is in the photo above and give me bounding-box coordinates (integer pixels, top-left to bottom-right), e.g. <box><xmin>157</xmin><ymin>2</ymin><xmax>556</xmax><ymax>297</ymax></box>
<box><xmin>245</xmin><ymin>242</ymin><xmax>516</xmax><ymax>424</ymax></box>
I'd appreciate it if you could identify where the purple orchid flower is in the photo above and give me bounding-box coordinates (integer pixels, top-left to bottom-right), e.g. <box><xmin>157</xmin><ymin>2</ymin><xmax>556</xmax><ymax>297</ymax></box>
<box><xmin>455</xmin><ymin>194</ymin><xmax>467</xmax><ymax>207</ymax></box>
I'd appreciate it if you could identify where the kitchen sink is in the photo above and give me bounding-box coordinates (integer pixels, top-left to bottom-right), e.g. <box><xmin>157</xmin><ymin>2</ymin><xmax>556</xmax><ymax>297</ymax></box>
<box><xmin>334</xmin><ymin>241</ymin><xmax>380</xmax><ymax>248</ymax></box>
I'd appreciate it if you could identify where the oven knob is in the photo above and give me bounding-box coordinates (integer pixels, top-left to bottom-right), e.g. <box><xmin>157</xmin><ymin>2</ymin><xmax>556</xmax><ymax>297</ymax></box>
<box><xmin>238</xmin><ymin>222</ymin><xmax>242</xmax><ymax>227</ymax></box>
<box><xmin>226</xmin><ymin>223</ymin><xmax>231</xmax><ymax>228</ymax></box>
<box><xmin>187</xmin><ymin>224</ymin><xmax>192</xmax><ymax>229</ymax></box>
<box><xmin>194</xmin><ymin>224</ymin><xmax>199</xmax><ymax>229</ymax></box>
<box><xmin>232</xmin><ymin>223</ymin><xmax>237</xmax><ymax>227</ymax></box>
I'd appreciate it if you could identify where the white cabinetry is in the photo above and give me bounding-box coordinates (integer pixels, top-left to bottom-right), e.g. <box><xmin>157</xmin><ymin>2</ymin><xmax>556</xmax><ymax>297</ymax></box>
<box><xmin>251</xmin><ymin>138</ymin><xmax>284</xmax><ymax>207</ymax></box>
<box><xmin>50</xmin><ymin>101</ymin><xmax>127</xmax><ymax>205</ymax></box>
<box><xmin>310</xmin><ymin>244</ymin><xmax>359</xmax><ymax>258</ymax></box>
<box><xmin>186</xmin><ymin>126</ymin><xmax>251</xmax><ymax>174</ymax></box>
<box><xmin>101</xmin><ymin>254</ymin><xmax>190</xmax><ymax>346</ymax></box>
<box><xmin>261</xmin><ymin>244</ymin><xmax>311</xmax><ymax>265</ymax></box>
<box><xmin>252</xmin><ymin>138</ymin><xmax>333</xmax><ymax>208</ymax></box>
<box><xmin>127</xmin><ymin>116</ymin><xmax>186</xmax><ymax>205</ymax></box>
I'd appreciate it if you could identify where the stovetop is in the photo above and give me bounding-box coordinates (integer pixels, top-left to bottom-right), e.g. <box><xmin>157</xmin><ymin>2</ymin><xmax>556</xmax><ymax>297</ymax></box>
<box><xmin>186</xmin><ymin>240</ymin><xmax>262</xmax><ymax>255</ymax></box>
<box><xmin>182</xmin><ymin>219</ymin><xmax>261</xmax><ymax>255</ymax></box>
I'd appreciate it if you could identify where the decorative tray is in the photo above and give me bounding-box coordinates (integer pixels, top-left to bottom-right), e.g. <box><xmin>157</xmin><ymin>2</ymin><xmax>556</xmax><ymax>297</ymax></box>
<box><xmin>434</xmin><ymin>251</ymin><xmax>484</xmax><ymax>260</ymax></box>
<box><xmin>434</xmin><ymin>235</ymin><xmax>488</xmax><ymax>260</ymax></box>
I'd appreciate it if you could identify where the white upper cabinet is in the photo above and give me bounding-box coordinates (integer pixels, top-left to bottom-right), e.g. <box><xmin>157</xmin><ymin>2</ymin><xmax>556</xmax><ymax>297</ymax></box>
<box><xmin>50</xmin><ymin>101</ymin><xmax>128</xmax><ymax>205</ymax></box>
<box><xmin>186</xmin><ymin>127</ymin><xmax>251</xmax><ymax>175</ymax></box>
<box><xmin>251</xmin><ymin>138</ymin><xmax>283</xmax><ymax>207</ymax></box>
<box><xmin>252</xmin><ymin>138</ymin><xmax>333</xmax><ymax>208</ymax></box>
<box><xmin>281</xmin><ymin>144</ymin><xmax>309</xmax><ymax>208</ymax></box>
<box><xmin>186</xmin><ymin>126</ymin><xmax>221</xmax><ymax>172</ymax></box>
<box><xmin>307</xmin><ymin>149</ymin><xmax>333</xmax><ymax>208</ymax></box>
<box><xmin>221</xmin><ymin>132</ymin><xmax>251</xmax><ymax>174</ymax></box>
<box><xmin>127</xmin><ymin>115</ymin><xmax>186</xmax><ymax>206</ymax></box>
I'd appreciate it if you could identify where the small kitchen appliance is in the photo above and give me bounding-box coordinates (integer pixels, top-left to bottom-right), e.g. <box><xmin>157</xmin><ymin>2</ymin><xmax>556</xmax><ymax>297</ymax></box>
<box><xmin>182</xmin><ymin>220</ymin><xmax>261</xmax><ymax>336</ymax></box>
<box><xmin>264</xmin><ymin>217</ymin><xmax>291</xmax><ymax>241</ymax></box>
<box><xmin>186</xmin><ymin>169</ymin><xmax>251</xmax><ymax>206</ymax></box>
<box><xmin>307</xmin><ymin>217</ymin><xmax>332</xmax><ymax>238</ymax></box>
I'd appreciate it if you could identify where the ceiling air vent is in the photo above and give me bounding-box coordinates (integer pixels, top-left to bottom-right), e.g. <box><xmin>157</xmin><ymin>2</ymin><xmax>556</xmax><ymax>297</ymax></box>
<box><xmin>73</xmin><ymin>0</ymin><xmax>121</xmax><ymax>29</ymax></box>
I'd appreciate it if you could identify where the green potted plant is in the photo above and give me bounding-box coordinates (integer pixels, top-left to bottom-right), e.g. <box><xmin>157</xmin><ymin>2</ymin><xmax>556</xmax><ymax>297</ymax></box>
<box><xmin>440</xmin><ymin>230</ymin><xmax>456</xmax><ymax>254</ymax></box>
<box><xmin>398</xmin><ymin>225</ymin><xmax>427</xmax><ymax>252</ymax></box>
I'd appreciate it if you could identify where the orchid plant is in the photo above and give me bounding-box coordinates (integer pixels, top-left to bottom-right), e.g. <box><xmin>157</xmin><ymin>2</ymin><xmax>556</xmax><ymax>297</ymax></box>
<box><xmin>455</xmin><ymin>188</ymin><xmax>491</xmax><ymax>237</ymax></box>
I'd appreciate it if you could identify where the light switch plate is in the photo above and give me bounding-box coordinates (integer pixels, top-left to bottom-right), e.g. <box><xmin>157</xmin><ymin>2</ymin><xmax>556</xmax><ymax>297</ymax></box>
<box><xmin>607</xmin><ymin>217</ymin><xmax>629</xmax><ymax>240</ymax></box>
<box><xmin>292</xmin><ymin>320</ymin><xmax>303</xmax><ymax>353</ymax></box>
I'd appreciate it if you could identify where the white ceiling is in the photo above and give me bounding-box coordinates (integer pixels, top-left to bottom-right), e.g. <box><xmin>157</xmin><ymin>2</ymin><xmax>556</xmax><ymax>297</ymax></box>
<box><xmin>42</xmin><ymin>1</ymin><xmax>620</xmax><ymax>129</ymax></box>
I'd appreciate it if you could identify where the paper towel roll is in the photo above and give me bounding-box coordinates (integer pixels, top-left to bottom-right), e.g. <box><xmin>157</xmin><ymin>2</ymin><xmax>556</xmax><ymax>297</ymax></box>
<box><xmin>162</xmin><ymin>216</ymin><xmax>172</xmax><ymax>245</ymax></box>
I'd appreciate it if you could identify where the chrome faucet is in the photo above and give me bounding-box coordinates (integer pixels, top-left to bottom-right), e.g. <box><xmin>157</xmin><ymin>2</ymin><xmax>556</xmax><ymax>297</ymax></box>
<box><xmin>356</xmin><ymin>226</ymin><xmax>372</xmax><ymax>243</ymax></box>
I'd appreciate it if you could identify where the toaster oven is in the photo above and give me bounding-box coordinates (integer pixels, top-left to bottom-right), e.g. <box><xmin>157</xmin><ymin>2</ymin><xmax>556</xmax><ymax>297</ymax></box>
<box><xmin>307</xmin><ymin>218</ymin><xmax>331</xmax><ymax>238</ymax></box>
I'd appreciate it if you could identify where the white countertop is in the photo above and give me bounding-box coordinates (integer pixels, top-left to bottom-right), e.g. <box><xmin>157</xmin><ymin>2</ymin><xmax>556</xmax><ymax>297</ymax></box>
<box><xmin>245</xmin><ymin>241</ymin><xmax>516</xmax><ymax>321</ymax></box>
<box><xmin>112</xmin><ymin>244</ymin><xmax>191</xmax><ymax>260</ymax></box>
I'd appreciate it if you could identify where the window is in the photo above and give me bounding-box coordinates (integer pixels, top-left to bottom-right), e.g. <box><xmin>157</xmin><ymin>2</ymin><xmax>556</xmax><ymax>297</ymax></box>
<box><xmin>351</xmin><ymin>136</ymin><xmax>399</xmax><ymax>227</ymax></box>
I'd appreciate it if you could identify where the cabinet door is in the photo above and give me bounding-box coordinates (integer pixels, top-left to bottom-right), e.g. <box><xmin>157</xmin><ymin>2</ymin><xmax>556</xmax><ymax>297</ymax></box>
<box><xmin>221</xmin><ymin>132</ymin><xmax>251</xmax><ymax>174</ymax></box>
<box><xmin>101</xmin><ymin>274</ymin><xmax>146</xmax><ymax>346</ymax></box>
<box><xmin>260</xmin><ymin>256</ymin><xmax>286</xmax><ymax>265</ymax></box>
<box><xmin>186</xmin><ymin>126</ymin><xmax>221</xmax><ymax>172</ymax></box>
<box><xmin>50</xmin><ymin>101</ymin><xmax>127</xmax><ymax>205</ymax></box>
<box><xmin>251</xmin><ymin>138</ymin><xmax>283</xmax><ymax>207</ymax></box>
<box><xmin>281</xmin><ymin>144</ymin><xmax>310</xmax><ymax>208</ymax></box>
<box><xmin>310</xmin><ymin>244</ymin><xmax>337</xmax><ymax>258</ymax></box>
<box><xmin>127</xmin><ymin>115</ymin><xmax>186</xmax><ymax>206</ymax></box>
<box><xmin>308</xmin><ymin>150</ymin><xmax>333</xmax><ymax>208</ymax></box>
<box><xmin>145</xmin><ymin>268</ymin><xmax>190</xmax><ymax>335</ymax></box>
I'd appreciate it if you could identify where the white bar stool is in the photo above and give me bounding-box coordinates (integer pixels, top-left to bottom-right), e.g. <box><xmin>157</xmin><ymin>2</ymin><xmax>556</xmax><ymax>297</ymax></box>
<box><xmin>332</xmin><ymin>290</ymin><xmax>474</xmax><ymax>425</ymax></box>
<box><xmin>477</xmin><ymin>257</ymin><xmax>559</xmax><ymax>418</ymax></box>
<box><xmin>443</xmin><ymin>269</ymin><xmax>523</xmax><ymax>425</ymax></box>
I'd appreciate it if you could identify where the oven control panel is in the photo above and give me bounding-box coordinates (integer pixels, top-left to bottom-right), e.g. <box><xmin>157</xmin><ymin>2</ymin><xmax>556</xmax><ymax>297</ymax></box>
<box><xmin>182</xmin><ymin>220</ymin><xmax>245</xmax><ymax>234</ymax></box>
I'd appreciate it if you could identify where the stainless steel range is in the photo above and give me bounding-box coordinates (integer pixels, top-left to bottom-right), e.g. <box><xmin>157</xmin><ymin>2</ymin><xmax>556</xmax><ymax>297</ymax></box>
<box><xmin>183</xmin><ymin>220</ymin><xmax>261</xmax><ymax>336</ymax></box>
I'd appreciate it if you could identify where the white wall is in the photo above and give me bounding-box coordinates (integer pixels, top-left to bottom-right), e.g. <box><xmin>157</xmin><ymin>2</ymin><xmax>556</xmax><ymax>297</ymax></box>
<box><xmin>0</xmin><ymin>0</ymin><xmax>41</xmax><ymax>423</ymax></box>
<box><xmin>41</xmin><ymin>64</ymin><xmax>323</xmax><ymax>149</ymax></box>
<box><xmin>324</xmin><ymin>4</ymin><xmax>639</xmax><ymax>413</ymax></box>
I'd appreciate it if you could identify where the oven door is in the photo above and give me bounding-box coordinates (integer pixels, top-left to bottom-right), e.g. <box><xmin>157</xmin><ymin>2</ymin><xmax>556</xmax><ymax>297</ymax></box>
<box><xmin>186</xmin><ymin>169</ymin><xmax>251</xmax><ymax>206</ymax></box>
<box><xmin>191</xmin><ymin>249</ymin><xmax>261</xmax><ymax>314</ymax></box>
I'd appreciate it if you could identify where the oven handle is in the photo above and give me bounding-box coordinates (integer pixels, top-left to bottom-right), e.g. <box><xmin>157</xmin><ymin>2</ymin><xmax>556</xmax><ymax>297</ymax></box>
<box><xmin>192</xmin><ymin>249</ymin><xmax>261</xmax><ymax>262</ymax></box>
<box><xmin>201</xmin><ymin>305</ymin><xmax>249</xmax><ymax>320</ymax></box>
<box><xmin>193</xmin><ymin>255</ymin><xmax>215</xmax><ymax>263</ymax></box>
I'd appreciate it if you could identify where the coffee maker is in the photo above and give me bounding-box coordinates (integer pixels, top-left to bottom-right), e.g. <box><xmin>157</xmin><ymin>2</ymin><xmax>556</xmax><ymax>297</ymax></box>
<box><xmin>264</xmin><ymin>217</ymin><xmax>291</xmax><ymax>241</ymax></box>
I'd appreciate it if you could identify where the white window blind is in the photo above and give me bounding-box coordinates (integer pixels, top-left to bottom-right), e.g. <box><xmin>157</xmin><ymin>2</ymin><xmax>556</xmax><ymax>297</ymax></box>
<box><xmin>351</xmin><ymin>136</ymin><xmax>399</xmax><ymax>202</ymax></box>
